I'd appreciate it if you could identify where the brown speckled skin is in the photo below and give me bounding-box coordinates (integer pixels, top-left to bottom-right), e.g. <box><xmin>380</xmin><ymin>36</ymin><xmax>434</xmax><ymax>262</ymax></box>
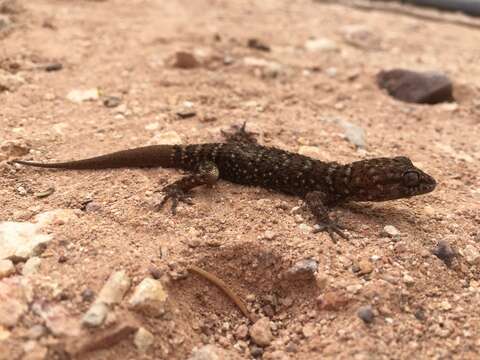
<box><xmin>11</xmin><ymin>140</ymin><xmax>436</xmax><ymax>240</ymax></box>
<box><xmin>172</xmin><ymin>143</ymin><xmax>436</xmax><ymax>204</ymax></box>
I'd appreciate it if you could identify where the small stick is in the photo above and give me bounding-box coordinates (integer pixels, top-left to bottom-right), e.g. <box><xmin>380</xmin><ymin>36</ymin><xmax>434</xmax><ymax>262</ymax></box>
<box><xmin>188</xmin><ymin>265</ymin><xmax>256</xmax><ymax>323</ymax></box>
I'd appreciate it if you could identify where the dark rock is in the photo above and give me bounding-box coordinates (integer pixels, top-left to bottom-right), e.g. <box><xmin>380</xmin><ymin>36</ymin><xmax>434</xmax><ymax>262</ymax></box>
<box><xmin>432</xmin><ymin>240</ymin><xmax>456</xmax><ymax>267</ymax></box>
<box><xmin>45</xmin><ymin>63</ymin><xmax>63</xmax><ymax>72</ymax></box>
<box><xmin>377</xmin><ymin>69</ymin><xmax>454</xmax><ymax>104</ymax></box>
<box><xmin>103</xmin><ymin>96</ymin><xmax>122</xmax><ymax>108</ymax></box>
<box><xmin>81</xmin><ymin>288</ymin><xmax>95</xmax><ymax>302</ymax></box>
<box><xmin>415</xmin><ymin>308</ymin><xmax>426</xmax><ymax>321</ymax></box>
<box><xmin>250</xmin><ymin>345</ymin><xmax>264</xmax><ymax>358</ymax></box>
<box><xmin>176</xmin><ymin>108</ymin><xmax>196</xmax><ymax>119</ymax></box>
<box><xmin>247</xmin><ymin>38</ymin><xmax>270</xmax><ymax>52</ymax></box>
<box><xmin>357</xmin><ymin>305</ymin><xmax>375</xmax><ymax>324</ymax></box>
<box><xmin>171</xmin><ymin>51</ymin><xmax>200</xmax><ymax>69</ymax></box>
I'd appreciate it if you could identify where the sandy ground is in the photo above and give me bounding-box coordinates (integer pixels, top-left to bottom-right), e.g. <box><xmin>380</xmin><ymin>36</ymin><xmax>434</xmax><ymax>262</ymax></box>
<box><xmin>0</xmin><ymin>0</ymin><xmax>479</xmax><ymax>359</ymax></box>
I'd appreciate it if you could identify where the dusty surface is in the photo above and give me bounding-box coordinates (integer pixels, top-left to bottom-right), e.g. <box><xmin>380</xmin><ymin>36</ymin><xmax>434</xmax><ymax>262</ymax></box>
<box><xmin>1</xmin><ymin>0</ymin><xmax>479</xmax><ymax>359</ymax></box>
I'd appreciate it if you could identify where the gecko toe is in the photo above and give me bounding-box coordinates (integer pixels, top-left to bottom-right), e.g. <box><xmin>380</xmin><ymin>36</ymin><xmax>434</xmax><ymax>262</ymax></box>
<box><xmin>222</xmin><ymin>121</ymin><xmax>258</xmax><ymax>144</ymax></box>
<box><xmin>313</xmin><ymin>220</ymin><xmax>349</xmax><ymax>242</ymax></box>
<box><xmin>154</xmin><ymin>186</ymin><xmax>193</xmax><ymax>214</ymax></box>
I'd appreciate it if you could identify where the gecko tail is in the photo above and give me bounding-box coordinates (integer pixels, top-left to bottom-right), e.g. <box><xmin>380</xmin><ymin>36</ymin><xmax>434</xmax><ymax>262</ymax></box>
<box><xmin>9</xmin><ymin>145</ymin><xmax>177</xmax><ymax>170</ymax></box>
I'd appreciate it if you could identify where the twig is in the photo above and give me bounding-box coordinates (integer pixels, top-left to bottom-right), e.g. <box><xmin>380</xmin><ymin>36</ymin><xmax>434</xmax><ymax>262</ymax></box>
<box><xmin>318</xmin><ymin>0</ymin><xmax>480</xmax><ymax>30</ymax></box>
<box><xmin>188</xmin><ymin>265</ymin><xmax>256</xmax><ymax>323</ymax></box>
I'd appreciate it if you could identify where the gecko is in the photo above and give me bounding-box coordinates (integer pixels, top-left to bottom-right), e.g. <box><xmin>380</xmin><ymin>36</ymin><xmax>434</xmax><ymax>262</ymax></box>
<box><xmin>10</xmin><ymin>124</ymin><xmax>437</xmax><ymax>241</ymax></box>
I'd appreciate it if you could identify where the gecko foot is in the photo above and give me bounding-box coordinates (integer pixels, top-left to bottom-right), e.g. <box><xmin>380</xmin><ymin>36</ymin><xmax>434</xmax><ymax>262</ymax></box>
<box><xmin>313</xmin><ymin>220</ymin><xmax>348</xmax><ymax>243</ymax></box>
<box><xmin>154</xmin><ymin>185</ymin><xmax>193</xmax><ymax>215</ymax></box>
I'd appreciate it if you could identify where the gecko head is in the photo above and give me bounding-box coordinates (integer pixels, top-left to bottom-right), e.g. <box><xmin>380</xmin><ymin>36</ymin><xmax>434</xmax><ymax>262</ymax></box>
<box><xmin>347</xmin><ymin>156</ymin><xmax>436</xmax><ymax>202</ymax></box>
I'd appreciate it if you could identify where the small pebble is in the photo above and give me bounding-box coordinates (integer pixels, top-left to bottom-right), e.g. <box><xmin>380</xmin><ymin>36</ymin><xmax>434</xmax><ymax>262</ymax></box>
<box><xmin>149</xmin><ymin>267</ymin><xmax>163</xmax><ymax>280</ymax></box>
<box><xmin>356</xmin><ymin>258</ymin><xmax>374</xmax><ymax>275</ymax></box>
<box><xmin>103</xmin><ymin>96</ymin><xmax>122</xmax><ymax>108</ymax></box>
<box><xmin>262</xmin><ymin>230</ymin><xmax>276</xmax><ymax>240</ymax></box>
<box><xmin>22</xmin><ymin>257</ymin><xmax>42</xmax><ymax>276</ymax></box>
<box><xmin>284</xmin><ymin>259</ymin><xmax>318</xmax><ymax>281</ymax></box>
<box><xmin>315</xmin><ymin>274</ymin><xmax>328</xmax><ymax>290</ymax></box>
<box><xmin>325</xmin><ymin>67</ymin><xmax>337</xmax><ymax>77</ymax></box>
<box><xmin>342</xmin><ymin>25</ymin><xmax>381</xmax><ymax>50</ymax></box>
<box><xmin>26</xmin><ymin>325</ymin><xmax>46</xmax><ymax>340</ymax></box>
<box><xmin>357</xmin><ymin>305</ymin><xmax>375</xmax><ymax>324</ymax></box>
<box><xmin>234</xmin><ymin>324</ymin><xmax>248</xmax><ymax>339</ymax></box>
<box><xmin>45</xmin><ymin>63</ymin><xmax>63</xmax><ymax>72</ymax></box>
<box><xmin>0</xmin><ymin>259</ymin><xmax>15</xmax><ymax>279</ymax></box>
<box><xmin>250</xmin><ymin>345</ymin><xmax>264</xmax><ymax>357</ymax></box>
<box><xmin>67</xmin><ymin>88</ymin><xmax>99</xmax><ymax>103</ymax></box>
<box><xmin>176</xmin><ymin>108</ymin><xmax>196</xmax><ymax>119</ymax></box>
<box><xmin>463</xmin><ymin>244</ymin><xmax>480</xmax><ymax>265</ymax></box>
<box><xmin>403</xmin><ymin>273</ymin><xmax>415</xmax><ymax>286</ymax></box>
<box><xmin>302</xmin><ymin>323</ymin><xmax>315</xmax><ymax>338</ymax></box>
<box><xmin>172</xmin><ymin>51</ymin><xmax>200</xmax><ymax>69</ymax></box>
<box><xmin>381</xmin><ymin>225</ymin><xmax>401</xmax><ymax>238</ymax></box>
<box><xmin>304</xmin><ymin>38</ymin><xmax>338</xmax><ymax>52</ymax></box>
<box><xmin>247</xmin><ymin>38</ymin><xmax>270</xmax><ymax>52</ymax></box>
<box><xmin>81</xmin><ymin>288</ymin><xmax>95</xmax><ymax>302</ymax></box>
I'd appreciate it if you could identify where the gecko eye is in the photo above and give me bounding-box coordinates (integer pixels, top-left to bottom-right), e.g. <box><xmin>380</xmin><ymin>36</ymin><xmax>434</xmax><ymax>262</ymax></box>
<box><xmin>403</xmin><ymin>171</ymin><xmax>419</xmax><ymax>187</ymax></box>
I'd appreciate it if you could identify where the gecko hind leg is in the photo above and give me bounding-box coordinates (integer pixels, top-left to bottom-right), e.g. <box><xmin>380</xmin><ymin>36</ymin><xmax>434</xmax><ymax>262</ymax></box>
<box><xmin>221</xmin><ymin>121</ymin><xmax>258</xmax><ymax>144</ymax></box>
<box><xmin>154</xmin><ymin>161</ymin><xmax>219</xmax><ymax>215</ymax></box>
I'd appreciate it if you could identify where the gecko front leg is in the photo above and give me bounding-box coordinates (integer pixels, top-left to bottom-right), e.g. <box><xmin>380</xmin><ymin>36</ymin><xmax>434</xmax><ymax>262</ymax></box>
<box><xmin>155</xmin><ymin>161</ymin><xmax>219</xmax><ymax>214</ymax></box>
<box><xmin>304</xmin><ymin>191</ymin><xmax>348</xmax><ymax>242</ymax></box>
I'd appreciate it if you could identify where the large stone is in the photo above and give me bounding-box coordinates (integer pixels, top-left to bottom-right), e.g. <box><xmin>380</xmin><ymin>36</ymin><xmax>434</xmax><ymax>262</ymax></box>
<box><xmin>128</xmin><ymin>278</ymin><xmax>168</xmax><ymax>317</ymax></box>
<box><xmin>134</xmin><ymin>327</ymin><xmax>154</xmax><ymax>352</ymax></box>
<box><xmin>377</xmin><ymin>69</ymin><xmax>454</xmax><ymax>104</ymax></box>
<box><xmin>249</xmin><ymin>317</ymin><xmax>273</xmax><ymax>347</ymax></box>
<box><xmin>82</xmin><ymin>302</ymin><xmax>109</xmax><ymax>328</ymax></box>
<box><xmin>0</xmin><ymin>221</ymin><xmax>51</xmax><ymax>262</ymax></box>
<box><xmin>0</xmin><ymin>209</ymin><xmax>77</xmax><ymax>262</ymax></box>
<box><xmin>82</xmin><ymin>270</ymin><xmax>130</xmax><ymax>328</ymax></box>
<box><xmin>97</xmin><ymin>270</ymin><xmax>131</xmax><ymax>305</ymax></box>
